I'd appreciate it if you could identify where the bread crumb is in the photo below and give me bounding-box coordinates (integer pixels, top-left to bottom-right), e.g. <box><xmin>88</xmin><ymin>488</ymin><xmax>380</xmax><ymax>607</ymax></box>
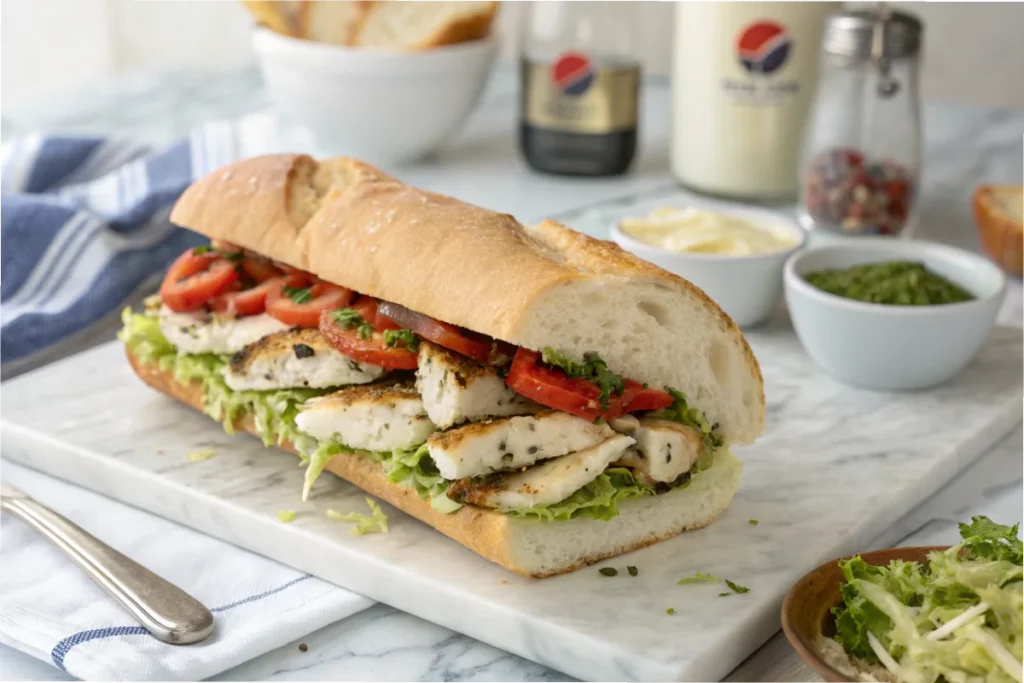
<box><xmin>500</xmin><ymin>579</ymin><xmax>508</xmax><ymax>584</ymax></box>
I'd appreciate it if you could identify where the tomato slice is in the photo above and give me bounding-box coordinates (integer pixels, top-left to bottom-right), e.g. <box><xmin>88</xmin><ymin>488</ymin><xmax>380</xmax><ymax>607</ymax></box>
<box><xmin>319</xmin><ymin>309</ymin><xmax>418</xmax><ymax>371</ymax></box>
<box><xmin>209</xmin><ymin>276</ymin><xmax>286</xmax><ymax>317</ymax></box>
<box><xmin>377</xmin><ymin>301</ymin><xmax>491</xmax><ymax>363</ymax></box>
<box><xmin>623</xmin><ymin>386</ymin><xmax>674</xmax><ymax>413</ymax></box>
<box><xmin>503</xmin><ymin>349</ymin><xmax>658</xmax><ymax>421</ymax></box>
<box><xmin>159</xmin><ymin>248</ymin><xmax>239</xmax><ymax>312</ymax></box>
<box><xmin>265</xmin><ymin>277</ymin><xmax>355</xmax><ymax>328</ymax></box>
<box><xmin>240</xmin><ymin>257</ymin><xmax>283</xmax><ymax>282</ymax></box>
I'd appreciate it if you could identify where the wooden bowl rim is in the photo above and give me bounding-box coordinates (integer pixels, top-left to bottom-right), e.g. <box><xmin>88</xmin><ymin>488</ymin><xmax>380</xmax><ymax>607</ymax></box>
<box><xmin>780</xmin><ymin>545</ymin><xmax>950</xmax><ymax>682</ymax></box>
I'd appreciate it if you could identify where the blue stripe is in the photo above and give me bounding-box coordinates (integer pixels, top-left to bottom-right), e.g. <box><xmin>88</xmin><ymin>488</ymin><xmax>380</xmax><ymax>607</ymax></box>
<box><xmin>50</xmin><ymin>574</ymin><xmax>314</xmax><ymax>672</ymax></box>
<box><xmin>24</xmin><ymin>137</ymin><xmax>104</xmax><ymax>193</ymax></box>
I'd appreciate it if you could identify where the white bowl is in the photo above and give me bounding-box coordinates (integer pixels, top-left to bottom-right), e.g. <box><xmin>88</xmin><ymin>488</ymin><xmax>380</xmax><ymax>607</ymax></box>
<box><xmin>611</xmin><ymin>205</ymin><xmax>807</xmax><ymax>328</ymax></box>
<box><xmin>252</xmin><ymin>28</ymin><xmax>497</xmax><ymax>165</ymax></box>
<box><xmin>784</xmin><ymin>239</ymin><xmax>1007</xmax><ymax>391</ymax></box>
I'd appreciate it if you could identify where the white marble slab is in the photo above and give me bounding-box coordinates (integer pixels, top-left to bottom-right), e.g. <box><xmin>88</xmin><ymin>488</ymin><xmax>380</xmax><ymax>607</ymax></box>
<box><xmin>1</xmin><ymin>318</ymin><xmax>1020</xmax><ymax>681</ymax></box>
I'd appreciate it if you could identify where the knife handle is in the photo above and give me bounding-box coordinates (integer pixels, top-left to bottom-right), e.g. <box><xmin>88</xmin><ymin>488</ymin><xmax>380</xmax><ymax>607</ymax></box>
<box><xmin>1</xmin><ymin>495</ymin><xmax>214</xmax><ymax>644</ymax></box>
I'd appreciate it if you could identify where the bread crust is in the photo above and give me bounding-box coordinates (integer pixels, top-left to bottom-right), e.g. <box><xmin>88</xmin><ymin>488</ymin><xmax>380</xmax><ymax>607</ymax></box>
<box><xmin>168</xmin><ymin>154</ymin><xmax>766</xmax><ymax>442</ymax></box>
<box><xmin>126</xmin><ymin>347</ymin><xmax>736</xmax><ymax>577</ymax></box>
<box><xmin>973</xmin><ymin>184</ymin><xmax>1023</xmax><ymax>277</ymax></box>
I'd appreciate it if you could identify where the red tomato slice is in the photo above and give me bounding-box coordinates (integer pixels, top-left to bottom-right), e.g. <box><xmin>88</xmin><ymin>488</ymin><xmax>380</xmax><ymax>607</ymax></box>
<box><xmin>623</xmin><ymin>386</ymin><xmax>674</xmax><ymax>413</ymax></box>
<box><xmin>377</xmin><ymin>301</ymin><xmax>491</xmax><ymax>363</ymax></box>
<box><xmin>318</xmin><ymin>309</ymin><xmax>418</xmax><ymax>371</ymax></box>
<box><xmin>159</xmin><ymin>248</ymin><xmax>239</xmax><ymax>312</ymax></box>
<box><xmin>504</xmin><ymin>349</ymin><xmax>653</xmax><ymax>421</ymax></box>
<box><xmin>240</xmin><ymin>257</ymin><xmax>283</xmax><ymax>282</ymax></box>
<box><xmin>265</xmin><ymin>278</ymin><xmax>354</xmax><ymax>328</ymax></box>
<box><xmin>209</xmin><ymin>276</ymin><xmax>286</xmax><ymax>317</ymax></box>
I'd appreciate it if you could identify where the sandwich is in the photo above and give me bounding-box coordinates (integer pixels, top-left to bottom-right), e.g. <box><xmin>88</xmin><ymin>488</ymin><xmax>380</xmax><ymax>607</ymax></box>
<box><xmin>119</xmin><ymin>154</ymin><xmax>765</xmax><ymax>577</ymax></box>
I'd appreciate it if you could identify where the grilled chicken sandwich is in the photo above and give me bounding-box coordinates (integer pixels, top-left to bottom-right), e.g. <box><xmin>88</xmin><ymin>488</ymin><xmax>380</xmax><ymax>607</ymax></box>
<box><xmin>120</xmin><ymin>154</ymin><xmax>765</xmax><ymax>577</ymax></box>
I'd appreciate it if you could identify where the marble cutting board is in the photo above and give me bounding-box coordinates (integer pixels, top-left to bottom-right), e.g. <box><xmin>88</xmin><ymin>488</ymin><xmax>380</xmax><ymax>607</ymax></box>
<box><xmin>2</xmin><ymin>323</ymin><xmax>1021</xmax><ymax>682</ymax></box>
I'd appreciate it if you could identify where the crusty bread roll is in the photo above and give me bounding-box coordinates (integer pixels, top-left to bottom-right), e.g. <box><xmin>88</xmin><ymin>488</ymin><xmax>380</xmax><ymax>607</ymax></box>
<box><xmin>974</xmin><ymin>184</ymin><xmax>1023</xmax><ymax>277</ymax></box>
<box><xmin>127</xmin><ymin>347</ymin><xmax>743</xmax><ymax>577</ymax></box>
<box><xmin>170</xmin><ymin>154</ymin><xmax>765</xmax><ymax>445</ymax></box>
<box><xmin>240</xmin><ymin>1</ymin><xmax>308</xmax><ymax>37</ymax></box>
<box><xmin>303</xmin><ymin>0</ymin><xmax>371</xmax><ymax>45</ymax></box>
<box><xmin>352</xmin><ymin>1</ymin><xmax>499</xmax><ymax>50</ymax></box>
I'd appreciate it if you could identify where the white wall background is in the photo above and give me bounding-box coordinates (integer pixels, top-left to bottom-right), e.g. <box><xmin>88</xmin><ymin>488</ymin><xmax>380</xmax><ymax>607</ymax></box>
<box><xmin>3</xmin><ymin>1</ymin><xmax>1023</xmax><ymax>109</ymax></box>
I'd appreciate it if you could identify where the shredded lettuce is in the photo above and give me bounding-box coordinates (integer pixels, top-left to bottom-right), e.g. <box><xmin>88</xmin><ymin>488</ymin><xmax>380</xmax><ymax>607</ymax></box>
<box><xmin>120</xmin><ymin>308</ymin><xmax>721</xmax><ymax>523</ymax></box>
<box><xmin>832</xmin><ymin>516</ymin><xmax>1023</xmax><ymax>683</ymax></box>
<box><xmin>326</xmin><ymin>497</ymin><xmax>388</xmax><ymax>535</ymax></box>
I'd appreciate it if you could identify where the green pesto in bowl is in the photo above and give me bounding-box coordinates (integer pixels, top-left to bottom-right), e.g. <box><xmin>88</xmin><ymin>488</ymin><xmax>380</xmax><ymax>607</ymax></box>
<box><xmin>804</xmin><ymin>260</ymin><xmax>976</xmax><ymax>306</ymax></box>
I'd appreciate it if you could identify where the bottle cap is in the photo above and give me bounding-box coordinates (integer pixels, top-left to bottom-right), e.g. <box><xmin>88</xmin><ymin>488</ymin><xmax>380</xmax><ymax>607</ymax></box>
<box><xmin>823</xmin><ymin>7</ymin><xmax>923</xmax><ymax>62</ymax></box>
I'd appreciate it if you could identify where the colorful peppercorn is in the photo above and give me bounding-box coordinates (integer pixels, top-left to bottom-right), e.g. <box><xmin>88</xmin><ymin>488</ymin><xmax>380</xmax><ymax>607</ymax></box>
<box><xmin>804</xmin><ymin>148</ymin><xmax>914</xmax><ymax>236</ymax></box>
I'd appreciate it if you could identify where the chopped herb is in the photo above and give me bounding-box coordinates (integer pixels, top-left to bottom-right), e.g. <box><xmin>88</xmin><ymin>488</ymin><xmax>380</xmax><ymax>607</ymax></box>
<box><xmin>326</xmin><ymin>497</ymin><xmax>388</xmax><ymax>535</ymax></box>
<box><xmin>192</xmin><ymin>245</ymin><xmax>213</xmax><ymax>255</ymax></box>
<box><xmin>666</xmin><ymin>607</ymin><xmax>676</xmax><ymax>615</ymax></box>
<box><xmin>333</xmin><ymin>308</ymin><xmax>375</xmax><ymax>339</ymax></box>
<box><xmin>718</xmin><ymin>592</ymin><xmax>731</xmax><ymax>597</ymax></box>
<box><xmin>725</xmin><ymin>579</ymin><xmax>749</xmax><ymax>594</ymax></box>
<box><xmin>276</xmin><ymin>510</ymin><xmax>296</xmax><ymax>523</ymax></box>
<box><xmin>220</xmin><ymin>250</ymin><xmax>244</xmax><ymax>262</ymax></box>
<box><xmin>541</xmin><ymin>348</ymin><xmax>624</xmax><ymax>409</ymax></box>
<box><xmin>283</xmin><ymin>286</ymin><xmax>312</xmax><ymax>304</ymax></box>
<box><xmin>748</xmin><ymin>519</ymin><xmax>759</xmax><ymax>526</ymax></box>
<box><xmin>383</xmin><ymin>328</ymin><xmax>419</xmax><ymax>350</ymax></box>
<box><xmin>627</xmin><ymin>565</ymin><xmax>639</xmax><ymax>577</ymax></box>
<box><xmin>677</xmin><ymin>572</ymin><xmax>720</xmax><ymax>585</ymax></box>
<box><xmin>805</xmin><ymin>261</ymin><xmax>975</xmax><ymax>306</ymax></box>
<box><xmin>186</xmin><ymin>448</ymin><xmax>217</xmax><ymax>463</ymax></box>
<box><xmin>599</xmin><ymin>567</ymin><xmax>618</xmax><ymax>577</ymax></box>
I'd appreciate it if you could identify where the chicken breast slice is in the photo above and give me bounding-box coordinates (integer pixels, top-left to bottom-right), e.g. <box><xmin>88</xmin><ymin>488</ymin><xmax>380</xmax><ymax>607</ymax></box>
<box><xmin>223</xmin><ymin>328</ymin><xmax>386</xmax><ymax>391</ymax></box>
<box><xmin>610</xmin><ymin>415</ymin><xmax>705</xmax><ymax>484</ymax></box>
<box><xmin>295</xmin><ymin>379</ymin><xmax>435</xmax><ymax>452</ymax></box>
<box><xmin>427</xmin><ymin>410</ymin><xmax>614</xmax><ymax>480</ymax></box>
<box><xmin>415</xmin><ymin>341</ymin><xmax>538</xmax><ymax>429</ymax></box>
<box><xmin>447</xmin><ymin>434</ymin><xmax>635</xmax><ymax>510</ymax></box>
<box><xmin>159</xmin><ymin>305</ymin><xmax>289</xmax><ymax>355</ymax></box>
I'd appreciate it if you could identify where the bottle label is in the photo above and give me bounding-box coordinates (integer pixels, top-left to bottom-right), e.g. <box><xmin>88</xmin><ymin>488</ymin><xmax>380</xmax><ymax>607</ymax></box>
<box><xmin>722</xmin><ymin>20</ymin><xmax>802</xmax><ymax>104</ymax></box>
<box><xmin>522</xmin><ymin>53</ymin><xmax>639</xmax><ymax>134</ymax></box>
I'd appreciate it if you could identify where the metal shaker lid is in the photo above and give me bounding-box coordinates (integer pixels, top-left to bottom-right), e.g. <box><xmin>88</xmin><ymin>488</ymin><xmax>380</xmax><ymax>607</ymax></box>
<box><xmin>823</xmin><ymin>7</ymin><xmax>923</xmax><ymax>61</ymax></box>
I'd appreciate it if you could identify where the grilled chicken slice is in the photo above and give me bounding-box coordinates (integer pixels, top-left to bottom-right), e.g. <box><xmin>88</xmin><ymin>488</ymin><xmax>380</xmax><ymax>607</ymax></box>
<box><xmin>426</xmin><ymin>410</ymin><xmax>614</xmax><ymax>480</ymax></box>
<box><xmin>610</xmin><ymin>415</ymin><xmax>705</xmax><ymax>484</ymax></box>
<box><xmin>415</xmin><ymin>341</ymin><xmax>538</xmax><ymax>429</ymax></box>
<box><xmin>223</xmin><ymin>328</ymin><xmax>386</xmax><ymax>391</ymax></box>
<box><xmin>295</xmin><ymin>378</ymin><xmax>435</xmax><ymax>452</ymax></box>
<box><xmin>447</xmin><ymin>434</ymin><xmax>635</xmax><ymax>510</ymax></box>
<box><xmin>159</xmin><ymin>305</ymin><xmax>289</xmax><ymax>355</ymax></box>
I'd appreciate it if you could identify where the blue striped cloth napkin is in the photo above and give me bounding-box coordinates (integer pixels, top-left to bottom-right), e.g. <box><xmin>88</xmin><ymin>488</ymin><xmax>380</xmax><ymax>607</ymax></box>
<box><xmin>0</xmin><ymin>121</ymin><xmax>293</xmax><ymax>371</ymax></box>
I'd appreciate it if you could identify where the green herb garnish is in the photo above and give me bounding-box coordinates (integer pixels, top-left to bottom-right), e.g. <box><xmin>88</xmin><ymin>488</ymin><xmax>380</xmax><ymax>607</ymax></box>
<box><xmin>276</xmin><ymin>510</ymin><xmax>296</xmax><ymax>523</ymax></box>
<box><xmin>804</xmin><ymin>261</ymin><xmax>975</xmax><ymax>306</ymax></box>
<box><xmin>186</xmin><ymin>448</ymin><xmax>217</xmax><ymax>463</ymax></box>
<box><xmin>283</xmin><ymin>286</ymin><xmax>312</xmax><ymax>304</ymax></box>
<box><xmin>333</xmin><ymin>308</ymin><xmax>374</xmax><ymax>339</ymax></box>
<box><xmin>725</xmin><ymin>579</ymin><xmax>749</xmax><ymax>594</ymax></box>
<box><xmin>193</xmin><ymin>245</ymin><xmax>213</xmax><ymax>255</ymax></box>
<box><xmin>677</xmin><ymin>572</ymin><xmax>720</xmax><ymax>585</ymax></box>
<box><xmin>599</xmin><ymin>567</ymin><xmax>618</xmax><ymax>577</ymax></box>
<box><xmin>383</xmin><ymin>328</ymin><xmax>419</xmax><ymax>351</ymax></box>
<box><xmin>666</xmin><ymin>607</ymin><xmax>676</xmax><ymax>615</ymax></box>
<box><xmin>718</xmin><ymin>592</ymin><xmax>731</xmax><ymax>597</ymax></box>
<box><xmin>542</xmin><ymin>348</ymin><xmax>624</xmax><ymax>409</ymax></box>
<box><xmin>749</xmin><ymin>519</ymin><xmax>759</xmax><ymax>526</ymax></box>
<box><xmin>627</xmin><ymin>565</ymin><xmax>639</xmax><ymax>577</ymax></box>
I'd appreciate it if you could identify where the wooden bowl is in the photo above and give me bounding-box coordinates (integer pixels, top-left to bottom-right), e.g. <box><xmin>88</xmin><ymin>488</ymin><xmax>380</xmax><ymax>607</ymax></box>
<box><xmin>780</xmin><ymin>546</ymin><xmax>947</xmax><ymax>682</ymax></box>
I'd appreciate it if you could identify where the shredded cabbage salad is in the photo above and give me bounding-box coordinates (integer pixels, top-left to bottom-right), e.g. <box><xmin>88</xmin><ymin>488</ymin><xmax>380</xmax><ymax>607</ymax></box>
<box><xmin>832</xmin><ymin>516</ymin><xmax>1023</xmax><ymax>683</ymax></box>
<box><xmin>120</xmin><ymin>308</ymin><xmax>718</xmax><ymax>521</ymax></box>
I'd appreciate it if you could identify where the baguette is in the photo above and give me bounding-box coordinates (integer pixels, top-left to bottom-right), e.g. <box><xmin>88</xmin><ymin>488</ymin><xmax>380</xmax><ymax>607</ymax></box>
<box><xmin>126</xmin><ymin>347</ymin><xmax>742</xmax><ymax>577</ymax></box>
<box><xmin>171</xmin><ymin>154</ymin><xmax>765</xmax><ymax>445</ymax></box>
<box><xmin>973</xmin><ymin>184</ymin><xmax>1023</xmax><ymax>277</ymax></box>
<box><xmin>351</xmin><ymin>2</ymin><xmax>499</xmax><ymax>50</ymax></box>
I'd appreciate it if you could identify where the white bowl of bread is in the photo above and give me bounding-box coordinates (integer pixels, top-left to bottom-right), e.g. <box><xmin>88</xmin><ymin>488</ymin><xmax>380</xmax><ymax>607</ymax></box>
<box><xmin>247</xmin><ymin>1</ymin><xmax>500</xmax><ymax>165</ymax></box>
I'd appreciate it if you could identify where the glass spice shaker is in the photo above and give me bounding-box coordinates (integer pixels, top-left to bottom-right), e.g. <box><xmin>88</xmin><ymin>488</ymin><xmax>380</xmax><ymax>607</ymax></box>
<box><xmin>798</xmin><ymin>6</ymin><xmax>924</xmax><ymax>237</ymax></box>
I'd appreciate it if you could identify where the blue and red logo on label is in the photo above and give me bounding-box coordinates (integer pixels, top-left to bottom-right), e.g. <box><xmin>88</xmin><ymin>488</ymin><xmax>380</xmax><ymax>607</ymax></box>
<box><xmin>550</xmin><ymin>52</ymin><xmax>594</xmax><ymax>96</ymax></box>
<box><xmin>736</xmin><ymin>20</ymin><xmax>791</xmax><ymax>75</ymax></box>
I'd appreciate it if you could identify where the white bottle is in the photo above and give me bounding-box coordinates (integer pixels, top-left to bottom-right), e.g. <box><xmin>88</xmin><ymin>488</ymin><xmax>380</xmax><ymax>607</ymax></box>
<box><xmin>671</xmin><ymin>2</ymin><xmax>836</xmax><ymax>200</ymax></box>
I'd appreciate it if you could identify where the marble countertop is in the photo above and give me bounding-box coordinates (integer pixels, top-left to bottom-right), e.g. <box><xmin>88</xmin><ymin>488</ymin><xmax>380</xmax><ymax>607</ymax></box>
<box><xmin>2</xmin><ymin>66</ymin><xmax>1022</xmax><ymax>682</ymax></box>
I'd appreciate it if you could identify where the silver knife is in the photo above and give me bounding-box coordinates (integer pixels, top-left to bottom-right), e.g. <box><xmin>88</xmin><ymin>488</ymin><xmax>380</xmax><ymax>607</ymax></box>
<box><xmin>1</xmin><ymin>481</ymin><xmax>214</xmax><ymax>644</ymax></box>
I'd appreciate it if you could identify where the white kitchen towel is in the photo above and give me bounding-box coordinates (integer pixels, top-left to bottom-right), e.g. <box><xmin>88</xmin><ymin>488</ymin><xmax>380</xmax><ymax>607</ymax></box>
<box><xmin>0</xmin><ymin>459</ymin><xmax>374</xmax><ymax>681</ymax></box>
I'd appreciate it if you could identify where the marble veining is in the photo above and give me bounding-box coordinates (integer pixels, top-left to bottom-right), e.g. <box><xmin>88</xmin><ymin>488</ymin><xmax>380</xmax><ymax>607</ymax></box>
<box><xmin>1</xmin><ymin>319</ymin><xmax>1019</xmax><ymax>681</ymax></box>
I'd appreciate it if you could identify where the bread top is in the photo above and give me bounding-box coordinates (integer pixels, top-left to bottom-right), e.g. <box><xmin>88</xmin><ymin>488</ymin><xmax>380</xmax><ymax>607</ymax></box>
<box><xmin>169</xmin><ymin>154</ymin><xmax>765</xmax><ymax>444</ymax></box>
